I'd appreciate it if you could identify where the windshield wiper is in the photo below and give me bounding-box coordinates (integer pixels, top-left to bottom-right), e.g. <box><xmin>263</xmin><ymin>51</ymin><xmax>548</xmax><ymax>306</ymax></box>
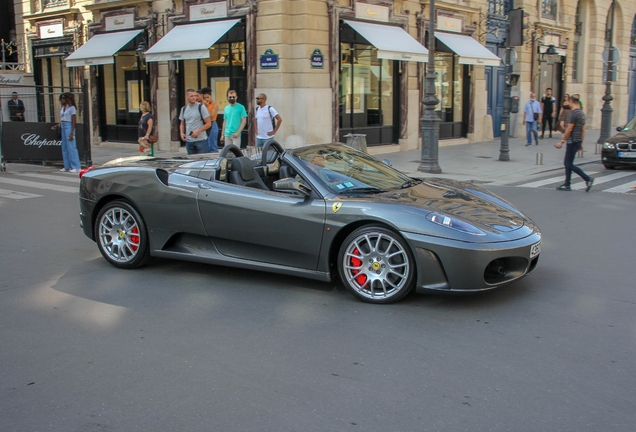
<box><xmin>339</xmin><ymin>186</ymin><xmax>386</xmax><ymax>194</ymax></box>
<box><xmin>400</xmin><ymin>178</ymin><xmax>422</xmax><ymax>189</ymax></box>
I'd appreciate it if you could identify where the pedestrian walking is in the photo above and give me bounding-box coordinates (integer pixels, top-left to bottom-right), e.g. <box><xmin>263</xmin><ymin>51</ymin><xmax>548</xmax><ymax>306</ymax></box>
<box><xmin>200</xmin><ymin>87</ymin><xmax>219</xmax><ymax>152</ymax></box>
<box><xmin>221</xmin><ymin>89</ymin><xmax>247</xmax><ymax>148</ymax></box>
<box><xmin>51</xmin><ymin>92</ymin><xmax>81</xmax><ymax>173</ymax></box>
<box><xmin>138</xmin><ymin>101</ymin><xmax>154</xmax><ymax>155</ymax></box>
<box><xmin>554</xmin><ymin>94</ymin><xmax>593</xmax><ymax>192</ymax></box>
<box><xmin>522</xmin><ymin>92</ymin><xmax>542</xmax><ymax>146</ymax></box>
<box><xmin>255</xmin><ymin>93</ymin><xmax>282</xmax><ymax>149</ymax></box>
<box><xmin>179</xmin><ymin>89</ymin><xmax>211</xmax><ymax>154</ymax></box>
<box><xmin>8</xmin><ymin>91</ymin><xmax>25</xmax><ymax>121</ymax></box>
<box><xmin>557</xmin><ymin>94</ymin><xmax>571</xmax><ymax>133</ymax></box>
<box><xmin>540</xmin><ymin>88</ymin><xmax>556</xmax><ymax>139</ymax></box>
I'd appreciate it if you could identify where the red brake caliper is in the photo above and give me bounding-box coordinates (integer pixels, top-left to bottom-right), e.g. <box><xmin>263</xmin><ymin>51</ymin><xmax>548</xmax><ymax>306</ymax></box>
<box><xmin>350</xmin><ymin>248</ymin><xmax>367</xmax><ymax>286</ymax></box>
<box><xmin>130</xmin><ymin>227</ymin><xmax>139</xmax><ymax>252</ymax></box>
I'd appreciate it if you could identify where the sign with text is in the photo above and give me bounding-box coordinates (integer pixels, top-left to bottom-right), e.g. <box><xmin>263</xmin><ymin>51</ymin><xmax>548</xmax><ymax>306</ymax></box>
<box><xmin>260</xmin><ymin>49</ymin><xmax>279</xmax><ymax>69</ymax></box>
<box><xmin>105</xmin><ymin>14</ymin><xmax>135</xmax><ymax>31</ymax></box>
<box><xmin>355</xmin><ymin>3</ymin><xmax>389</xmax><ymax>22</ymax></box>
<box><xmin>1</xmin><ymin>122</ymin><xmax>88</xmax><ymax>164</ymax></box>
<box><xmin>190</xmin><ymin>2</ymin><xmax>228</xmax><ymax>21</ymax></box>
<box><xmin>311</xmin><ymin>49</ymin><xmax>324</xmax><ymax>68</ymax></box>
<box><xmin>39</xmin><ymin>23</ymin><xmax>64</xmax><ymax>39</ymax></box>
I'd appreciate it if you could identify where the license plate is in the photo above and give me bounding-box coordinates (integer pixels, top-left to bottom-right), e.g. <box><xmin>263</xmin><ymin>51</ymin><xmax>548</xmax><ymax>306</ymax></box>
<box><xmin>617</xmin><ymin>152</ymin><xmax>636</xmax><ymax>158</ymax></box>
<box><xmin>530</xmin><ymin>242</ymin><xmax>541</xmax><ymax>259</ymax></box>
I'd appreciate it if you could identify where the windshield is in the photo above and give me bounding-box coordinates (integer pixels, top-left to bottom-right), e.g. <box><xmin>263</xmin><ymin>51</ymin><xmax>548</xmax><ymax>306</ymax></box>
<box><xmin>622</xmin><ymin>116</ymin><xmax>636</xmax><ymax>131</ymax></box>
<box><xmin>293</xmin><ymin>145</ymin><xmax>412</xmax><ymax>194</ymax></box>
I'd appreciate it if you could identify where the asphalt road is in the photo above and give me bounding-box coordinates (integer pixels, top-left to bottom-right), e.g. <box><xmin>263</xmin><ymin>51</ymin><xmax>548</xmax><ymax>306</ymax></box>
<box><xmin>0</xmin><ymin>175</ymin><xmax>634</xmax><ymax>432</ymax></box>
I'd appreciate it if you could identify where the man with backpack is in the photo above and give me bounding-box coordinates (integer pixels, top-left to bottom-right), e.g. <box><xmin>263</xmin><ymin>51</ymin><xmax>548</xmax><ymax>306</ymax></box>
<box><xmin>255</xmin><ymin>93</ymin><xmax>282</xmax><ymax>148</ymax></box>
<box><xmin>179</xmin><ymin>88</ymin><xmax>211</xmax><ymax>154</ymax></box>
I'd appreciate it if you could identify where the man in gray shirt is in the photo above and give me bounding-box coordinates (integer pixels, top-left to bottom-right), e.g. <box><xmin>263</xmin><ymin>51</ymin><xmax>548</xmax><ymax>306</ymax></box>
<box><xmin>554</xmin><ymin>94</ymin><xmax>593</xmax><ymax>192</ymax></box>
<box><xmin>179</xmin><ymin>88</ymin><xmax>211</xmax><ymax>154</ymax></box>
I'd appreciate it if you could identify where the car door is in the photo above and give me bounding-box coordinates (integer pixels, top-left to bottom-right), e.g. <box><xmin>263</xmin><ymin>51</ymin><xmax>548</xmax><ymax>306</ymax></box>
<box><xmin>197</xmin><ymin>181</ymin><xmax>326</xmax><ymax>270</ymax></box>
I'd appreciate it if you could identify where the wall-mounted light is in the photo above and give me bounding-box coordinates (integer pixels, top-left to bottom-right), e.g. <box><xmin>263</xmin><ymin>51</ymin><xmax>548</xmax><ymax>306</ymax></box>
<box><xmin>542</xmin><ymin>44</ymin><xmax>559</xmax><ymax>65</ymax></box>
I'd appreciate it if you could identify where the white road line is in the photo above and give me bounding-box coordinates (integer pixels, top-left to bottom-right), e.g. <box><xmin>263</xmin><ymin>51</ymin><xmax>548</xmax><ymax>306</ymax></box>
<box><xmin>603</xmin><ymin>181</ymin><xmax>636</xmax><ymax>193</ymax></box>
<box><xmin>17</xmin><ymin>172</ymin><xmax>80</xmax><ymax>183</ymax></box>
<box><xmin>571</xmin><ymin>172</ymin><xmax>636</xmax><ymax>190</ymax></box>
<box><xmin>0</xmin><ymin>188</ymin><xmax>43</xmax><ymax>200</ymax></box>
<box><xmin>0</xmin><ymin>177</ymin><xmax>79</xmax><ymax>193</ymax></box>
<box><xmin>517</xmin><ymin>172</ymin><xmax>598</xmax><ymax>188</ymax></box>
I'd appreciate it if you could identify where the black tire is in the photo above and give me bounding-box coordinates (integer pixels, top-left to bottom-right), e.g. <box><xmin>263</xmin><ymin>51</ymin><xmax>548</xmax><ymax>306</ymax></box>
<box><xmin>337</xmin><ymin>226</ymin><xmax>415</xmax><ymax>304</ymax></box>
<box><xmin>94</xmin><ymin>200</ymin><xmax>150</xmax><ymax>269</ymax></box>
<box><xmin>603</xmin><ymin>163</ymin><xmax>616</xmax><ymax>170</ymax></box>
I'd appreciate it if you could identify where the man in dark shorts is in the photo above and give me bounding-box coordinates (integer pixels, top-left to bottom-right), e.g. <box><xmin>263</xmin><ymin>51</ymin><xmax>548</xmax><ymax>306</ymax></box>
<box><xmin>554</xmin><ymin>94</ymin><xmax>593</xmax><ymax>192</ymax></box>
<box><xmin>540</xmin><ymin>88</ymin><xmax>556</xmax><ymax>139</ymax></box>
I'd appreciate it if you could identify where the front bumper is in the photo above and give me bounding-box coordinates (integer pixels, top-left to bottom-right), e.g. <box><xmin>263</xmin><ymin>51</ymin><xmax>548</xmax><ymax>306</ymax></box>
<box><xmin>401</xmin><ymin>230</ymin><xmax>541</xmax><ymax>293</ymax></box>
<box><xmin>601</xmin><ymin>150</ymin><xmax>636</xmax><ymax>166</ymax></box>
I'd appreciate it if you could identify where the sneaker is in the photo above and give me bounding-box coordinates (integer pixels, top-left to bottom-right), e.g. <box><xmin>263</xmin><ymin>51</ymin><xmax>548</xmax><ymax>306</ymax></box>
<box><xmin>556</xmin><ymin>184</ymin><xmax>571</xmax><ymax>191</ymax></box>
<box><xmin>69</xmin><ymin>169</ymin><xmax>79</xmax><ymax>173</ymax></box>
<box><xmin>540</xmin><ymin>135</ymin><xmax>544</xmax><ymax>139</ymax></box>
<box><xmin>60</xmin><ymin>168</ymin><xmax>68</xmax><ymax>172</ymax></box>
<box><xmin>585</xmin><ymin>178</ymin><xmax>594</xmax><ymax>192</ymax></box>
<box><xmin>535</xmin><ymin>141</ymin><xmax>539</xmax><ymax>145</ymax></box>
<box><xmin>525</xmin><ymin>143</ymin><xmax>532</xmax><ymax>146</ymax></box>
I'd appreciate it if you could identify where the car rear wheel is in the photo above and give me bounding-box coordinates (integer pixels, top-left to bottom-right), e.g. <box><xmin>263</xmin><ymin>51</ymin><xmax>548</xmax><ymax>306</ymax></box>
<box><xmin>95</xmin><ymin>200</ymin><xmax>150</xmax><ymax>269</ymax></box>
<box><xmin>338</xmin><ymin>226</ymin><xmax>414</xmax><ymax>304</ymax></box>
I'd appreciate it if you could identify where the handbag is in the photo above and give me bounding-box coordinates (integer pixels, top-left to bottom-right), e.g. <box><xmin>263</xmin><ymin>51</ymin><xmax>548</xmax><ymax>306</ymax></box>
<box><xmin>531</xmin><ymin>102</ymin><xmax>539</xmax><ymax>121</ymax></box>
<box><xmin>147</xmin><ymin>135</ymin><xmax>158</xmax><ymax>143</ymax></box>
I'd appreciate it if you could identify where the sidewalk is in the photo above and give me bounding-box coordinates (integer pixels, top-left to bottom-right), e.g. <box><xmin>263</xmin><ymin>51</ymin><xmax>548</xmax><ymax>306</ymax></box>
<box><xmin>6</xmin><ymin>130</ymin><xmax>602</xmax><ymax>185</ymax></box>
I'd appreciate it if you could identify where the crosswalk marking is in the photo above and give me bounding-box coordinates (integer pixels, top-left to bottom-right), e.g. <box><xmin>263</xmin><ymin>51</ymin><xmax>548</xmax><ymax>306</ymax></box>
<box><xmin>570</xmin><ymin>171</ymin><xmax>635</xmax><ymax>190</ymax></box>
<box><xmin>518</xmin><ymin>172</ymin><xmax>599</xmax><ymax>188</ymax></box>
<box><xmin>0</xmin><ymin>188</ymin><xmax>42</xmax><ymax>200</ymax></box>
<box><xmin>17</xmin><ymin>172</ymin><xmax>80</xmax><ymax>183</ymax></box>
<box><xmin>601</xmin><ymin>182</ymin><xmax>636</xmax><ymax>193</ymax></box>
<box><xmin>0</xmin><ymin>176</ymin><xmax>79</xmax><ymax>193</ymax></box>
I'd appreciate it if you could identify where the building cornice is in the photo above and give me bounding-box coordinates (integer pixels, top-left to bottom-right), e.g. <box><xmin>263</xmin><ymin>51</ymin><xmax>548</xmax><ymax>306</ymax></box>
<box><xmin>421</xmin><ymin>1</ymin><xmax>481</xmax><ymax>16</ymax></box>
<box><xmin>23</xmin><ymin>8</ymin><xmax>81</xmax><ymax>22</ymax></box>
<box><xmin>84</xmin><ymin>0</ymin><xmax>146</xmax><ymax>11</ymax></box>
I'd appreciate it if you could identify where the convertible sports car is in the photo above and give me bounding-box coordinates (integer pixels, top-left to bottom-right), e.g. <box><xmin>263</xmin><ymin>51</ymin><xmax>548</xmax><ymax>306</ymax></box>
<box><xmin>79</xmin><ymin>141</ymin><xmax>541</xmax><ymax>304</ymax></box>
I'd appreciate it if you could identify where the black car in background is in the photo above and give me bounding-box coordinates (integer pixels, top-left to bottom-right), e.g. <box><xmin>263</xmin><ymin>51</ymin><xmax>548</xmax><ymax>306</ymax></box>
<box><xmin>601</xmin><ymin>116</ymin><xmax>636</xmax><ymax>169</ymax></box>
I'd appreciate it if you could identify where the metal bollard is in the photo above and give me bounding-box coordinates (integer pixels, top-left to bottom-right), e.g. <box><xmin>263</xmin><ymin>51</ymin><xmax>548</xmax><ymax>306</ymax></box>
<box><xmin>595</xmin><ymin>143</ymin><xmax>602</xmax><ymax>155</ymax></box>
<box><xmin>577</xmin><ymin>149</ymin><xmax>584</xmax><ymax>158</ymax></box>
<box><xmin>536</xmin><ymin>152</ymin><xmax>543</xmax><ymax>165</ymax></box>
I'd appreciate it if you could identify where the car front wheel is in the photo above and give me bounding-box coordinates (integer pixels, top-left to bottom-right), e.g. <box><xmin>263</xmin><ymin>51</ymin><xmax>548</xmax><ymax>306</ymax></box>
<box><xmin>338</xmin><ymin>226</ymin><xmax>415</xmax><ymax>304</ymax></box>
<box><xmin>95</xmin><ymin>200</ymin><xmax>150</xmax><ymax>269</ymax></box>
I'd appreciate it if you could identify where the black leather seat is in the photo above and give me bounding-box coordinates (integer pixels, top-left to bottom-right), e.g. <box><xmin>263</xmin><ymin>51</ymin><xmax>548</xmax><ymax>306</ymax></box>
<box><xmin>228</xmin><ymin>157</ymin><xmax>269</xmax><ymax>190</ymax></box>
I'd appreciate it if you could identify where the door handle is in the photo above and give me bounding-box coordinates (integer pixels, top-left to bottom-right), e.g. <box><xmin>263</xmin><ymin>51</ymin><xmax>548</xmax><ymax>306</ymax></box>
<box><xmin>198</xmin><ymin>183</ymin><xmax>212</xmax><ymax>189</ymax></box>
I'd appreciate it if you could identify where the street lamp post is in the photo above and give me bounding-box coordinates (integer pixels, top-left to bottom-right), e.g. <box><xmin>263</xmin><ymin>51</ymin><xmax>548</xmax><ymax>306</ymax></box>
<box><xmin>598</xmin><ymin>0</ymin><xmax>616</xmax><ymax>144</ymax></box>
<box><xmin>418</xmin><ymin>0</ymin><xmax>442</xmax><ymax>173</ymax></box>
<box><xmin>499</xmin><ymin>46</ymin><xmax>511</xmax><ymax>161</ymax></box>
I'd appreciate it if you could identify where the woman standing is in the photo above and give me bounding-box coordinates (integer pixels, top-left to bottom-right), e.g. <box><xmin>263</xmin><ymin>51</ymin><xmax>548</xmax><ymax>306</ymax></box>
<box><xmin>52</xmin><ymin>92</ymin><xmax>81</xmax><ymax>173</ymax></box>
<box><xmin>138</xmin><ymin>101</ymin><xmax>154</xmax><ymax>155</ymax></box>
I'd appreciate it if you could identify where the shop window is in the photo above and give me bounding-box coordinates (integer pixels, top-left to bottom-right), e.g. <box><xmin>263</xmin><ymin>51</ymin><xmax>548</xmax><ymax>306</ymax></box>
<box><xmin>339</xmin><ymin>44</ymin><xmax>394</xmax><ymax>134</ymax></box>
<box><xmin>434</xmin><ymin>53</ymin><xmax>463</xmax><ymax>124</ymax></box>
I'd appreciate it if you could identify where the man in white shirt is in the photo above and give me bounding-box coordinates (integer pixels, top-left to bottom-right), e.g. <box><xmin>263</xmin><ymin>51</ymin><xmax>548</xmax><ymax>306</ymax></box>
<box><xmin>254</xmin><ymin>93</ymin><xmax>282</xmax><ymax>148</ymax></box>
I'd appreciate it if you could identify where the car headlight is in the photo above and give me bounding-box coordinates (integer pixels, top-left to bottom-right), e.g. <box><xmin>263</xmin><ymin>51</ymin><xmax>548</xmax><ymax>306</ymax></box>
<box><xmin>426</xmin><ymin>213</ymin><xmax>485</xmax><ymax>236</ymax></box>
<box><xmin>603</xmin><ymin>142</ymin><xmax>615</xmax><ymax>149</ymax></box>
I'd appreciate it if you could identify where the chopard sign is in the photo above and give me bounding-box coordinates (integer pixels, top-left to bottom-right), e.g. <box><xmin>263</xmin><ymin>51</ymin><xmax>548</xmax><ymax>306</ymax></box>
<box><xmin>21</xmin><ymin>133</ymin><xmax>62</xmax><ymax>148</ymax></box>
<box><xmin>0</xmin><ymin>75</ymin><xmax>23</xmax><ymax>84</ymax></box>
<box><xmin>190</xmin><ymin>3</ymin><xmax>227</xmax><ymax>21</ymax></box>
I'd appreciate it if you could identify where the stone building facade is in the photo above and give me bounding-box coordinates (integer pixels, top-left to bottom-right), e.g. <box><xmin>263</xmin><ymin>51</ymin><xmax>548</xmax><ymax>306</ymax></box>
<box><xmin>10</xmin><ymin>0</ymin><xmax>636</xmax><ymax>152</ymax></box>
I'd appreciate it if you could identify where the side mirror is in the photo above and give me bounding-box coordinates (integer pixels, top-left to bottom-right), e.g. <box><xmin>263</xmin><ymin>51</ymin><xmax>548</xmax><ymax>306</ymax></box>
<box><xmin>273</xmin><ymin>178</ymin><xmax>312</xmax><ymax>196</ymax></box>
<box><xmin>616</xmin><ymin>127</ymin><xmax>623</xmax><ymax>132</ymax></box>
<box><xmin>382</xmin><ymin>159</ymin><xmax>392</xmax><ymax>167</ymax></box>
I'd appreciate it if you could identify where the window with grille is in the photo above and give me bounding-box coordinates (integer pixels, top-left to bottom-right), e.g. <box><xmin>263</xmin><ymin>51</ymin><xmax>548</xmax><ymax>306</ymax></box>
<box><xmin>572</xmin><ymin>42</ymin><xmax>579</xmax><ymax>81</ymax></box>
<box><xmin>631</xmin><ymin>15</ymin><xmax>636</xmax><ymax>46</ymax></box>
<box><xmin>542</xmin><ymin>0</ymin><xmax>557</xmax><ymax>20</ymax></box>
<box><xmin>487</xmin><ymin>0</ymin><xmax>508</xmax><ymax>16</ymax></box>
<box><xmin>575</xmin><ymin>2</ymin><xmax>582</xmax><ymax>36</ymax></box>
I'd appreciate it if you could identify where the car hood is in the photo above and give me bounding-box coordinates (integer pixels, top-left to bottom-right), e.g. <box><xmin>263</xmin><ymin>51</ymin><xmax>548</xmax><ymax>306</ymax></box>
<box><xmin>344</xmin><ymin>178</ymin><xmax>533</xmax><ymax>240</ymax></box>
<box><xmin>606</xmin><ymin>130</ymin><xmax>636</xmax><ymax>144</ymax></box>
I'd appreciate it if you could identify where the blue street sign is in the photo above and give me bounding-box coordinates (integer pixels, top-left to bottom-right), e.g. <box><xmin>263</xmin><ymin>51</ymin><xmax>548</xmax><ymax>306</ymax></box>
<box><xmin>260</xmin><ymin>49</ymin><xmax>279</xmax><ymax>69</ymax></box>
<box><xmin>311</xmin><ymin>48</ymin><xmax>324</xmax><ymax>69</ymax></box>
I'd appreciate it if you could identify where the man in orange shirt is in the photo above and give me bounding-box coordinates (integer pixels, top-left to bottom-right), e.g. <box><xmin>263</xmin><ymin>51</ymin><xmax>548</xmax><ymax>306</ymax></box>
<box><xmin>199</xmin><ymin>87</ymin><xmax>219</xmax><ymax>152</ymax></box>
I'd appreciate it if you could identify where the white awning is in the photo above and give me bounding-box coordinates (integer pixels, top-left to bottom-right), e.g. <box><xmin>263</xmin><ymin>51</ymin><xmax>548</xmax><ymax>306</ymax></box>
<box><xmin>343</xmin><ymin>20</ymin><xmax>429</xmax><ymax>63</ymax></box>
<box><xmin>64</xmin><ymin>30</ymin><xmax>142</xmax><ymax>67</ymax></box>
<box><xmin>144</xmin><ymin>19</ymin><xmax>240</xmax><ymax>62</ymax></box>
<box><xmin>434</xmin><ymin>32</ymin><xmax>501</xmax><ymax>67</ymax></box>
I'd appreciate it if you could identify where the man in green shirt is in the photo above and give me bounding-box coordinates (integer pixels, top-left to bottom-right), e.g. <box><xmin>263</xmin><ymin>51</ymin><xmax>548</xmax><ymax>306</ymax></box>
<box><xmin>221</xmin><ymin>89</ymin><xmax>247</xmax><ymax>148</ymax></box>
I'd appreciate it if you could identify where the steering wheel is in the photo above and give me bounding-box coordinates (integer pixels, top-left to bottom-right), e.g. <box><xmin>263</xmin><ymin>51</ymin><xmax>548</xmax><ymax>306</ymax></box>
<box><xmin>219</xmin><ymin>144</ymin><xmax>243</xmax><ymax>159</ymax></box>
<box><xmin>261</xmin><ymin>139</ymin><xmax>285</xmax><ymax>170</ymax></box>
